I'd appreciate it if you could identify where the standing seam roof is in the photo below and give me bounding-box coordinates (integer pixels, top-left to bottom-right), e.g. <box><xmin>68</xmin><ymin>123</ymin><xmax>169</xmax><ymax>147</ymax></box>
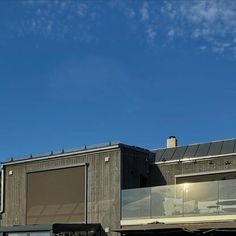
<box><xmin>154</xmin><ymin>138</ymin><xmax>236</xmax><ymax>162</ymax></box>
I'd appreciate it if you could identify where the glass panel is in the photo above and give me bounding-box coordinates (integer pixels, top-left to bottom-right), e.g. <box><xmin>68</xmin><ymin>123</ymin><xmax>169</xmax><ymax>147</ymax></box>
<box><xmin>219</xmin><ymin>179</ymin><xmax>236</xmax><ymax>214</ymax></box>
<box><xmin>121</xmin><ymin>179</ymin><xmax>236</xmax><ymax>220</ymax></box>
<box><xmin>151</xmin><ymin>185</ymin><xmax>179</xmax><ymax>217</ymax></box>
<box><xmin>122</xmin><ymin>187</ymin><xmax>151</xmax><ymax>219</ymax></box>
<box><xmin>183</xmin><ymin>181</ymin><xmax>218</xmax><ymax>216</ymax></box>
<box><xmin>7</xmin><ymin>234</ymin><xmax>28</xmax><ymax>236</ymax></box>
<box><xmin>30</xmin><ymin>232</ymin><xmax>50</xmax><ymax>236</ymax></box>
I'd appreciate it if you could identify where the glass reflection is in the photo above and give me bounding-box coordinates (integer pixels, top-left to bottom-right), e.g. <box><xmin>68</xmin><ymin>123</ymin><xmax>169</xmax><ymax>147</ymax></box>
<box><xmin>122</xmin><ymin>179</ymin><xmax>236</xmax><ymax>220</ymax></box>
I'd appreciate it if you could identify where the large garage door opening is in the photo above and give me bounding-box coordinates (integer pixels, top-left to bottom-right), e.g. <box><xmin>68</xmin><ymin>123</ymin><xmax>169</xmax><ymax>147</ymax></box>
<box><xmin>26</xmin><ymin>165</ymin><xmax>86</xmax><ymax>225</ymax></box>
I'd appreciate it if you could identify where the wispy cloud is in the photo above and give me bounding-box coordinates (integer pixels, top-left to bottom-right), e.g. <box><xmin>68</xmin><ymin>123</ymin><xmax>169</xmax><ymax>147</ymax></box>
<box><xmin>3</xmin><ymin>0</ymin><xmax>236</xmax><ymax>56</ymax></box>
<box><xmin>200</xmin><ymin>45</ymin><xmax>207</xmax><ymax>51</ymax></box>
<box><xmin>18</xmin><ymin>0</ymin><xmax>98</xmax><ymax>41</ymax></box>
<box><xmin>158</xmin><ymin>0</ymin><xmax>236</xmax><ymax>55</ymax></box>
<box><xmin>140</xmin><ymin>2</ymin><xmax>150</xmax><ymax>22</ymax></box>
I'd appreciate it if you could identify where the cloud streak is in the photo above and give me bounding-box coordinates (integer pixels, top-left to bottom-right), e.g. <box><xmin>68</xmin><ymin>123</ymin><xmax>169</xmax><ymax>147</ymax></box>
<box><xmin>140</xmin><ymin>2</ymin><xmax>150</xmax><ymax>22</ymax></box>
<box><xmin>18</xmin><ymin>0</ymin><xmax>98</xmax><ymax>41</ymax></box>
<box><xmin>155</xmin><ymin>0</ymin><xmax>236</xmax><ymax>55</ymax></box>
<box><xmin>3</xmin><ymin>0</ymin><xmax>236</xmax><ymax>56</ymax></box>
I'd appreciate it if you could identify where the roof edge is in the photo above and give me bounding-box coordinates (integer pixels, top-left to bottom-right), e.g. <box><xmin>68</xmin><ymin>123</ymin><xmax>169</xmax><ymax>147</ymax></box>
<box><xmin>1</xmin><ymin>142</ymin><xmax>150</xmax><ymax>166</ymax></box>
<box><xmin>2</xmin><ymin>143</ymin><xmax>120</xmax><ymax>166</ymax></box>
<box><xmin>152</xmin><ymin>137</ymin><xmax>236</xmax><ymax>152</ymax></box>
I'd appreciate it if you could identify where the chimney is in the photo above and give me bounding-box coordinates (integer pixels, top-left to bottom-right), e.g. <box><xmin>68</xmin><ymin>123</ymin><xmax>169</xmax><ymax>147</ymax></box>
<box><xmin>167</xmin><ymin>136</ymin><xmax>177</xmax><ymax>148</ymax></box>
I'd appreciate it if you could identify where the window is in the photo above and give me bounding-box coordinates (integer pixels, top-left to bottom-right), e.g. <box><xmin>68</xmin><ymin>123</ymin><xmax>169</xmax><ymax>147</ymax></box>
<box><xmin>26</xmin><ymin>165</ymin><xmax>86</xmax><ymax>224</ymax></box>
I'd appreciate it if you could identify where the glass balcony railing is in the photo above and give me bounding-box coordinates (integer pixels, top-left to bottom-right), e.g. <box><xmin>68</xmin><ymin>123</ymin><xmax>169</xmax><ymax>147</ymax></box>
<box><xmin>122</xmin><ymin>179</ymin><xmax>236</xmax><ymax>220</ymax></box>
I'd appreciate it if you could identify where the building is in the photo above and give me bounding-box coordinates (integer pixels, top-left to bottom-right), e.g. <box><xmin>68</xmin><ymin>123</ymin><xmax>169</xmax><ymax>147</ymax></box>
<box><xmin>0</xmin><ymin>137</ymin><xmax>236</xmax><ymax>236</ymax></box>
<box><xmin>120</xmin><ymin>137</ymin><xmax>236</xmax><ymax>235</ymax></box>
<box><xmin>0</xmin><ymin>142</ymin><xmax>150</xmax><ymax>236</ymax></box>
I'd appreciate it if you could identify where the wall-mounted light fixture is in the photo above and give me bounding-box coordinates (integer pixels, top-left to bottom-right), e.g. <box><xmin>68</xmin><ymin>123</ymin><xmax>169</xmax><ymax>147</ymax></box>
<box><xmin>225</xmin><ymin>161</ymin><xmax>231</xmax><ymax>165</ymax></box>
<box><xmin>209</xmin><ymin>160</ymin><xmax>214</xmax><ymax>165</ymax></box>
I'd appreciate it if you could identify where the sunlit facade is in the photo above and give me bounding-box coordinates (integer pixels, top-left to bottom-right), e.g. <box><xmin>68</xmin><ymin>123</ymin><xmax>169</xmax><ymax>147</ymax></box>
<box><xmin>1</xmin><ymin>137</ymin><xmax>236</xmax><ymax>235</ymax></box>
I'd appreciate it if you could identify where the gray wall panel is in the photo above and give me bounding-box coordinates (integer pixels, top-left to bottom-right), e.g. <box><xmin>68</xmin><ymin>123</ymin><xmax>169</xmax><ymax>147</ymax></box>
<box><xmin>121</xmin><ymin>147</ymin><xmax>150</xmax><ymax>189</ymax></box>
<box><xmin>152</xmin><ymin>155</ymin><xmax>236</xmax><ymax>185</ymax></box>
<box><xmin>0</xmin><ymin>148</ymin><xmax>121</xmax><ymax>236</ymax></box>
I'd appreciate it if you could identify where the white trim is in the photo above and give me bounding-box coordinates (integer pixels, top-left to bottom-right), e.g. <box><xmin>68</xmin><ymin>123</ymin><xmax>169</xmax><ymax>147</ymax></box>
<box><xmin>26</xmin><ymin>162</ymin><xmax>87</xmax><ymax>173</ymax></box>
<box><xmin>121</xmin><ymin>215</ymin><xmax>236</xmax><ymax>226</ymax></box>
<box><xmin>2</xmin><ymin>145</ymin><xmax>120</xmax><ymax>166</ymax></box>
<box><xmin>155</xmin><ymin>152</ymin><xmax>236</xmax><ymax>165</ymax></box>
<box><xmin>85</xmin><ymin>163</ymin><xmax>88</xmax><ymax>224</ymax></box>
<box><xmin>24</xmin><ymin>164</ymin><xmax>88</xmax><ymax>223</ymax></box>
<box><xmin>175</xmin><ymin>168</ymin><xmax>236</xmax><ymax>179</ymax></box>
<box><xmin>0</xmin><ymin>167</ymin><xmax>4</xmax><ymax>213</ymax></box>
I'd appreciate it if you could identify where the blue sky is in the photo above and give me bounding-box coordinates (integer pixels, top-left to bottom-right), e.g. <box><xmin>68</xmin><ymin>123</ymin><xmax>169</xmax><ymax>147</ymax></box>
<box><xmin>1</xmin><ymin>0</ymin><xmax>236</xmax><ymax>161</ymax></box>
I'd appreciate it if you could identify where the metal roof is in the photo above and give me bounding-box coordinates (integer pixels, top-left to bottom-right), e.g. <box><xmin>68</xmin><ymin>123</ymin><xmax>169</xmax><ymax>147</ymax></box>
<box><xmin>1</xmin><ymin>142</ymin><xmax>150</xmax><ymax>166</ymax></box>
<box><xmin>1</xmin><ymin>142</ymin><xmax>120</xmax><ymax>165</ymax></box>
<box><xmin>154</xmin><ymin>138</ymin><xmax>236</xmax><ymax>162</ymax></box>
